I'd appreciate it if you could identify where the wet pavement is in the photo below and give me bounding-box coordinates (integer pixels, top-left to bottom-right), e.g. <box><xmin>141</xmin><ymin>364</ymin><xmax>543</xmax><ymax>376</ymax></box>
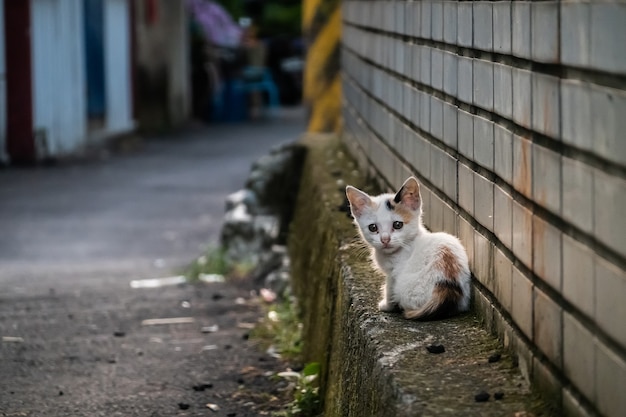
<box><xmin>0</xmin><ymin>108</ymin><xmax>305</xmax><ymax>416</ymax></box>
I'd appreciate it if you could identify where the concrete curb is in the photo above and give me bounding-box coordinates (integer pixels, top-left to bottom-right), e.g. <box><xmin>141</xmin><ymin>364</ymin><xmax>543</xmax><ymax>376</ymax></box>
<box><xmin>289</xmin><ymin>133</ymin><xmax>553</xmax><ymax>416</ymax></box>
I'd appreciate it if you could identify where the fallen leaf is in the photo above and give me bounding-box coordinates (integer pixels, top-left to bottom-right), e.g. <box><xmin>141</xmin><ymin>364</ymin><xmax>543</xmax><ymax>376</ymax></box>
<box><xmin>198</xmin><ymin>274</ymin><xmax>225</xmax><ymax>283</ymax></box>
<box><xmin>2</xmin><ymin>336</ymin><xmax>24</xmax><ymax>343</ymax></box>
<box><xmin>201</xmin><ymin>345</ymin><xmax>219</xmax><ymax>351</ymax></box>
<box><xmin>260</xmin><ymin>288</ymin><xmax>277</xmax><ymax>303</ymax></box>
<box><xmin>201</xmin><ymin>325</ymin><xmax>219</xmax><ymax>333</ymax></box>
<box><xmin>141</xmin><ymin>317</ymin><xmax>195</xmax><ymax>326</ymax></box>
<box><xmin>206</xmin><ymin>403</ymin><xmax>220</xmax><ymax>411</ymax></box>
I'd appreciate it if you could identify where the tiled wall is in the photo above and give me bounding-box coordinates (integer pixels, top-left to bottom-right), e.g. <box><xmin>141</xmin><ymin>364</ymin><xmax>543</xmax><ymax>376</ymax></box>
<box><xmin>340</xmin><ymin>2</ymin><xmax>626</xmax><ymax>416</ymax></box>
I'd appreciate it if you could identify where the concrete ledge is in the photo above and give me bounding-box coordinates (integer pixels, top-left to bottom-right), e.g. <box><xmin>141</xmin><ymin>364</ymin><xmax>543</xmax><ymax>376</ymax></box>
<box><xmin>289</xmin><ymin>134</ymin><xmax>552</xmax><ymax>416</ymax></box>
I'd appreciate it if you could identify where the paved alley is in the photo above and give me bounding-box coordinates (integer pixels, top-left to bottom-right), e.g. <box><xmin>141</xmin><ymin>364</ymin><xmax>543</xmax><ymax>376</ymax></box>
<box><xmin>0</xmin><ymin>108</ymin><xmax>305</xmax><ymax>416</ymax></box>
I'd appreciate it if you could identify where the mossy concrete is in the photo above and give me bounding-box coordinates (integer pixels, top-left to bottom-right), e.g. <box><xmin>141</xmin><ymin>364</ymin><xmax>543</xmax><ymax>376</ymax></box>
<box><xmin>289</xmin><ymin>133</ymin><xmax>554</xmax><ymax>416</ymax></box>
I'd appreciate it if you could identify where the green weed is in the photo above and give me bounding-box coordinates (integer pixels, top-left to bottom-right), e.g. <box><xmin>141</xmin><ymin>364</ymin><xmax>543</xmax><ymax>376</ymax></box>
<box><xmin>184</xmin><ymin>246</ymin><xmax>254</xmax><ymax>282</ymax></box>
<box><xmin>273</xmin><ymin>362</ymin><xmax>321</xmax><ymax>417</ymax></box>
<box><xmin>251</xmin><ymin>298</ymin><xmax>303</xmax><ymax>360</ymax></box>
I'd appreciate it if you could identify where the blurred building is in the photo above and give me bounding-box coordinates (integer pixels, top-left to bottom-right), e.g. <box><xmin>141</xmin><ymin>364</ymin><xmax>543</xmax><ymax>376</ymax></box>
<box><xmin>0</xmin><ymin>0</ymin><xmax>191</xmax><ymax>164</ymax></box>
<box><xmin>133</xmin><ymin>0</ymin><xmax>190</xmax><ymax>131</ymax></box>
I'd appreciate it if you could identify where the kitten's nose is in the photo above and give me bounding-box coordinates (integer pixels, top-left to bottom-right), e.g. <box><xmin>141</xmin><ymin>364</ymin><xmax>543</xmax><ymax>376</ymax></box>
<box><xmin>381</xmin><ymin>234</ymin><xmax>391</xmax><ymax>245</ymax></box>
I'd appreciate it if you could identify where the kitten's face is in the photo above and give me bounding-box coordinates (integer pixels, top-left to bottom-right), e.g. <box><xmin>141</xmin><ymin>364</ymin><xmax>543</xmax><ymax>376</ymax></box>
<box><xmin>346</xmin><ymin>177</ymin><xmax>422</xmax><ymax>253</ymax></box>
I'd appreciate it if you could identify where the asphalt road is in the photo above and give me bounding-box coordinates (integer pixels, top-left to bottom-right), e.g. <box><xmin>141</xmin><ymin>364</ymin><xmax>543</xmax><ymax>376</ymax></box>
<box><xmin>0</xmin><ymin>108</ymin><xmax>305</xmax><ymax>416</ymax></box>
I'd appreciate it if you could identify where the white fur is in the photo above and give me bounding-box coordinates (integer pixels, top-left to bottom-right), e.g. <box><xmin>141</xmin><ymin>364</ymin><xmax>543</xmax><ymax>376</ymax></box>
<box><xmin>346</xmin><ymin>179</ymin><xmax>471</xmax><ymax>317</ymax></box>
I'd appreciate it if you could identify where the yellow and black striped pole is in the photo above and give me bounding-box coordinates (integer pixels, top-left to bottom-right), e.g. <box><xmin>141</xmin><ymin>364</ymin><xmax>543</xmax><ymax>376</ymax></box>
<box><xmin>303</xmin><ymin>0</ymin><xmax>341</xmax><ymax>133</ymax></box>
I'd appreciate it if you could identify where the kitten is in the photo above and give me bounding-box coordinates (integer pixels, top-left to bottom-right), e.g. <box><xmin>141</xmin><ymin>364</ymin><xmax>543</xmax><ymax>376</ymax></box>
<box><xmin>345</xmin><ymin>176</ymin><xmax>471</xmax><ymax>320</ymax></box>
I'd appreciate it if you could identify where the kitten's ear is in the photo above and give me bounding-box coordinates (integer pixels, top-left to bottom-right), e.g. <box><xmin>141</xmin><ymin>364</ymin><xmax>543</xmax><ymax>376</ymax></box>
<box><xmin>346</xmin><ymin>186</ymin><xmax>372</xmax><ymax>217</ymax></box>
<box><xmin>393</xmin><ymin>177</ymin><xmax>421</xmax><ymax>211</ymax></box>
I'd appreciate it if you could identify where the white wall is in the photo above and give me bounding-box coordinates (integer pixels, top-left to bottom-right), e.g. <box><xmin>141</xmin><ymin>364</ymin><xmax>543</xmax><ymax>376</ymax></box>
<box><xmin>31</xmin><ymin>0</ymin><xmax>86</xmax><ymax>157</ymax></box>
<box><xmin>30</xmin><ymin>0</ymin><xmax>134</xmax><ymax>158</ymax></box>
<box><xmin>0</xmin><ymin>0</ymin><xmax>8</xmax><ymax>163</ymax></box>
<box><xmin>104</xmin><ymin>0</ymin><xmax>133</xmax><ymax>134</ymax></box>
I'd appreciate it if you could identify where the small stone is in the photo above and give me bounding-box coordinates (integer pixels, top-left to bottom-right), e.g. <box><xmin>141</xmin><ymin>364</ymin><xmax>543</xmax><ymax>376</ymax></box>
<box><xmin>474</xmin><ymin>391</ymin><xmax>490</xmax><ymax>402</ymax></box>
<box><xmin>237</xmin><ymin>377</ymin><xmax>245</xmax><ymax>385</ymax></box>
<box><xmin>488</xmin><ymin>353</ymin><xmax>501</xmax><ymax>363</ymax></box>
<box><xmin>494</xmin><ymin>391</ymin><xmax>504</xmax><ymax>400</ymax></box>
<box><xmin>426</xmin><ymin>344</ymin><xmax>445</xmax><ymax>354</ymax></box>
<box><xmin>212</xmin><ymin>293</ymin><xmax>224</xmax><ymax>301</ymax></box>
<box><xmin>227</xmin><ymin>413</ymin><xmax>237</xmax><ymax>417</ymax></box>
<box><xmin>59</xmin><ymin>391</ymin><xmax>64</xmax><ymax>396</ymax></box>
<box><xmin>242</xmin><ymin>333</ymin><xmax>250</xmax><ymax>340</ymax></box>
<box><xmin>113</xmin><ymin>331</ymin><xmax>125</xmax><ymax>338</ymax></box>
<box><xmin>192</xmin><ymin>383</ymin><xmax>213</xmax><ymax>392</ymax></box>
<box><xmin>178</xmin><ymin>402</ymin><xmax>190</xmax><ymax>410</ymax></box>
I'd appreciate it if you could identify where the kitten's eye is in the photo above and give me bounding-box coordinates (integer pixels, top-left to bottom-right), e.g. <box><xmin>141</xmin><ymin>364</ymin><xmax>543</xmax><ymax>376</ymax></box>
<box><xmin>368</xmin><ymin>224</ymin><xmax>378</xmax><ymax>233</ymax></box>
<box><xmin>392</xmin><ymin>221</ymin><xmax>404</xmax><ymax>230</ymax></box>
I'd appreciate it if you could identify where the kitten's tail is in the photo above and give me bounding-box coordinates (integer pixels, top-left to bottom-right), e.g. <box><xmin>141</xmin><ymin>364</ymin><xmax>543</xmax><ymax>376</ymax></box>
<box><xmin>404</xmin><ymin>280</ymin><xmax>465</xmax><ymax>321</ymax></box>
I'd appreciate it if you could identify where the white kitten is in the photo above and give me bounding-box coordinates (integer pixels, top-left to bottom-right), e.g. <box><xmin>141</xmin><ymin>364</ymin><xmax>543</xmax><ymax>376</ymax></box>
<box><xmin>345</xmin><ymin>176</ymin><xmax>471</xmax><ymax>320</ymax></box>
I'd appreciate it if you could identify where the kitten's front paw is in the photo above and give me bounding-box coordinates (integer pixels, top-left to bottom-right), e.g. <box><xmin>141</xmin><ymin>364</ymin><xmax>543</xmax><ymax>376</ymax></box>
<box><xmin>378</xmin><ymin>300</ymin><xmax>397</xmax><ymax>312</ymax></box>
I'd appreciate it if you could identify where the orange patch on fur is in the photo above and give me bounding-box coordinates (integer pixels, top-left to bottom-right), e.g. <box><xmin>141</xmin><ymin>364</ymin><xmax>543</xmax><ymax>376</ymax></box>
<box><xmin>435</xmin><ymin>246</ymin><xmax>461</xmax><ymax>281</ymax></box>
<box><xmin>432</xmin><ymin>281</ymin><xmax>462</xmax><ymax>300</ymax></box>
<box><xmin>394</xmin><ymin>204</ymin><xmax>415</xmax><ymax>223</ymax></box>
<box><xmin>404</xmin><ymin>279</ymin><xmax>462</xmax><ymax>320</ymax></box>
